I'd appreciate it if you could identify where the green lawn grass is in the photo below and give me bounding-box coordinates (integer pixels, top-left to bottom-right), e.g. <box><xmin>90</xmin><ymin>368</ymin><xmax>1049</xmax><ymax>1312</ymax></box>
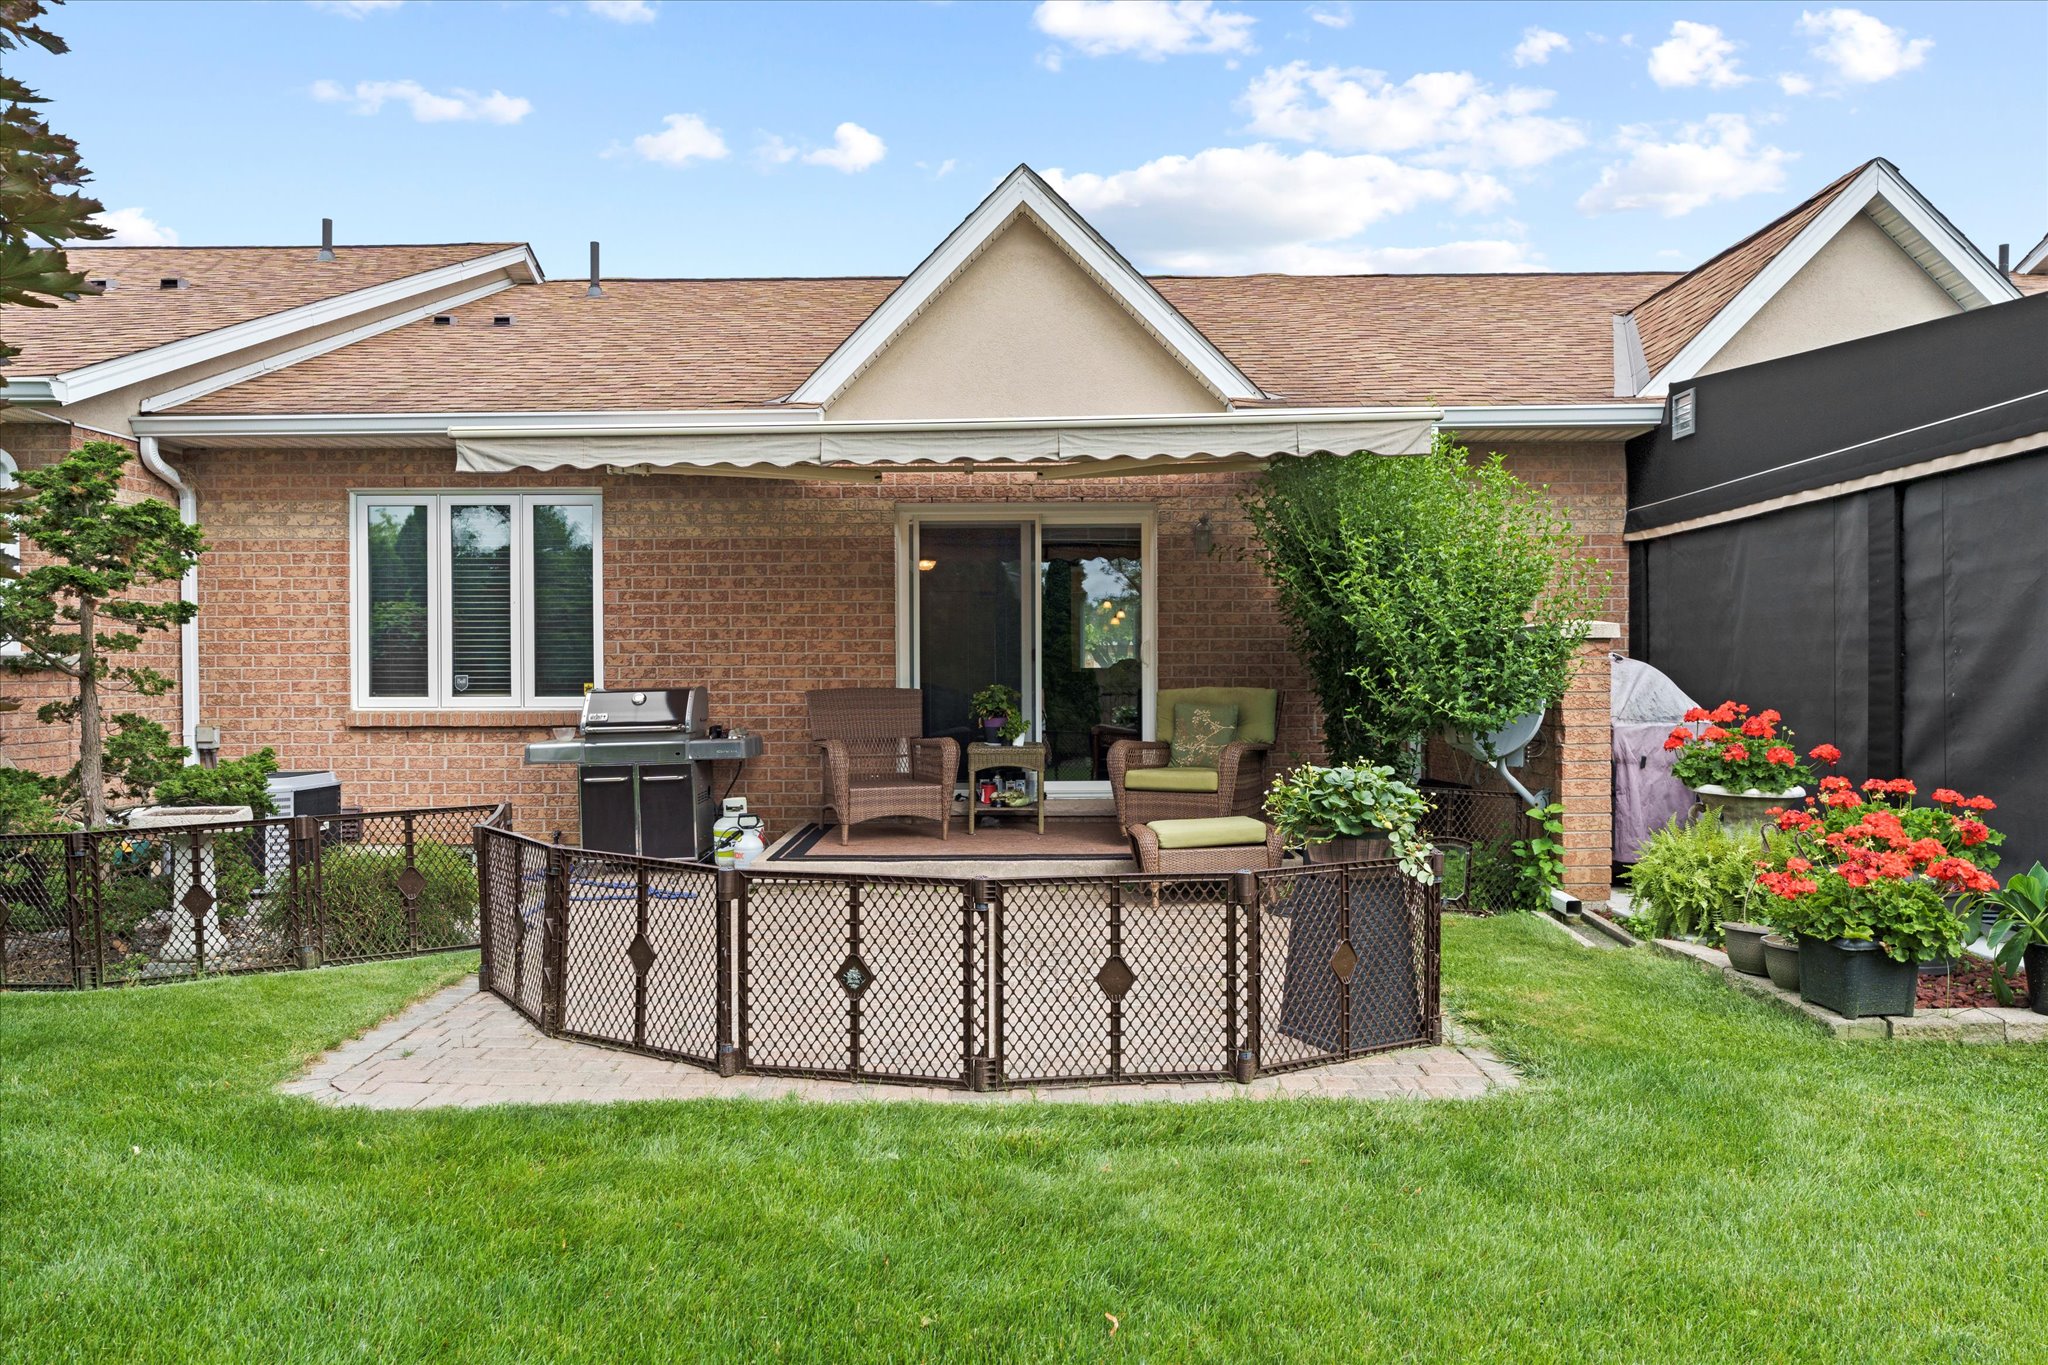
<box><xmin>4</xmin><ymin>917</ymin><xmax>2045</xmax><ymax>1363</ymax></box>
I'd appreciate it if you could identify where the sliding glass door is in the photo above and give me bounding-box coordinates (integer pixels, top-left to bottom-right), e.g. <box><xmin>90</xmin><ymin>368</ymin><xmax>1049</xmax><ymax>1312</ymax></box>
<box><xmin>901</xmin><ymin>509</ymin><xmax>1154</xmax><ymax>796</ymax></box>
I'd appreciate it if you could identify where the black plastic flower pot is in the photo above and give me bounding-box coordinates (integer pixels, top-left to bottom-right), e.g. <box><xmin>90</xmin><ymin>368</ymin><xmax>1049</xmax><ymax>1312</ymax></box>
<box><xmin>1721</xmin><ymin>922</ymin><xmax>1770</xmax><ymax>975</ymax></box>
<box><xmin>2026</xmin><ymin>943</ymin><xmax>2048</xmax><ymax>1016</ymax></box>
<box><xmin>1761</xmin><ymin>934</ymin><xmax>1801</xmax><ymax>992</ymax></box>
<box><xmin>1797</xmin><ymin>936</ymin><xmax>1916</xmax><ymax>1019</ymax></box>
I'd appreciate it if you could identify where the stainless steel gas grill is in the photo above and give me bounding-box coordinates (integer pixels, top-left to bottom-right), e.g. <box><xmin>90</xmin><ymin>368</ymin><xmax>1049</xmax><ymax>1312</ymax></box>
<box><xmin>523</xmin><ymin>687</ymin><xmax>763</xmax><ymax>860</ymax></box>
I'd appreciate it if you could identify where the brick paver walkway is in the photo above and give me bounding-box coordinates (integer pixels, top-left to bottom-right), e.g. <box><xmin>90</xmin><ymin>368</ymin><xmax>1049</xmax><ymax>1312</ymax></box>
<box><xmin>282</xmin><ymin>978</ymin><xmax>1519</xmax><ymax>1109</ymax></box>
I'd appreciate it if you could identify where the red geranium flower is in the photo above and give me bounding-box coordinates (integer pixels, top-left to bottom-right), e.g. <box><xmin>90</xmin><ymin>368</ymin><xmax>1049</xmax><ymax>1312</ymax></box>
<box><xmin>1708</xmin><ymin>702</ymin><xmax>1740</xmax><ymax>724</ymax></box>
<box><xmin>1662</xmin><ymin>734</ymin><xmax>1686</xmax><ymax>751</ymax></box>
<box><xmin>1741</xmin><ymin>716</ymin><xmax>1774</xmax><ymax>738</ymax></box>
<box><xmin>1809</xmin><ymin>744</ymin><xmax>1842</xmax><ymax>765</ymax></box>
<box><xmin>1964</xmin><ymin>795</ymin><xmax>1997</xmax><ymax>812</ymax></box>
<box><xmin>1956</xmin><ymin>819</ymin><xmax>1990</xmax><ymax>847</ymax></box>
<box><xmin>1683</xmin><ymin>707</ymin><xmax>1710</xmax><ymax>723</ymax></box>
<box><xmin>1932</xmin><ymin>788</ymin><xmax>1963</xmax><ymax>806</ymax></box>
<box><xmin>1702</xmin><ymin>725</ymin><xmax>1732</xmax><ymax>742</ymax></box>
<box><xmin>1819</xmin><ymin>775</ymin><xmax>1851</xmax><ymax>793</ymax></box>
<box><xmin>1764</xmin><ymin>746</ymin><xmax>1797</xmax><ymax>766</ymax></box>
<box><xmin>1721</xmin><ymin>744</ymin><xmax>1749</xmax><ymax>763</ymax></box>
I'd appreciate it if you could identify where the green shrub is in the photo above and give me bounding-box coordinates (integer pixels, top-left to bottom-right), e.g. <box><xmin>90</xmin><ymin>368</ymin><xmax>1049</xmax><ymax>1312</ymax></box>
<box><xmin>153</xmin><ymin>748</ymin><xmax>280</xmax><ymax>816</ymax></box>
<box><xmin>1627</xmin><ymin>811</ymin><xmax>1763</xmax><ymax>945</ymax></box>
<box><xmin>317</xmin><ymin>842</ymin><xmax>477</xmax><ymax>955</ymax></box>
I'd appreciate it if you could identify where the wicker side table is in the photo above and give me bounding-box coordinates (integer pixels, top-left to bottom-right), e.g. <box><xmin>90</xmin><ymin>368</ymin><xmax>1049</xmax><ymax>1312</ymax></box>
<box><xmin>965</xmin><ymin>741</ymin><xmax>1047</xmax><ymax>835</ymax></box>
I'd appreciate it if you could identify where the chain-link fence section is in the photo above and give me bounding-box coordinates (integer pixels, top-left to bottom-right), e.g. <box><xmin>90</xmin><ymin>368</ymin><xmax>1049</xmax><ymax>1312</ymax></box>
<box><xmin>0</xmin><ymin>805</ymin><xmax>507</xmax><ymax>990</ymax></box>
<box><xmin>477</xmin><ymin>829</ymin><xmax>1441</xmax><ymax>1091</ymax></box>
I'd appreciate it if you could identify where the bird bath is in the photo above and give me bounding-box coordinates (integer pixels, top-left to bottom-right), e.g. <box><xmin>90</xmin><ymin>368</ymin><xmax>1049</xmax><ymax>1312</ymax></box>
<box><xmin>124</xmin><ymin>805</ymin><xmax>252</xmax><ymax>966</ymax></box>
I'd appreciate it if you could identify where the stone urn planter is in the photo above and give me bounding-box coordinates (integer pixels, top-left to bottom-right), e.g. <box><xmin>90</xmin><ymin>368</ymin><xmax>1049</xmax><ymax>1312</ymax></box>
<box><xmin>1762</xmin><ymin>934</ymin><xmax>1802</xmax><ymax>991</ymax></box>
<box><xmin>1721</xmin><ymin>921</ymin><xmax>1771</xmax><ymax>976</ymax></box>
<box><xmin>1797</xmin><ymin>935</ymin><xmax>1914</xmax><ymax>1019</ymax></box>
<box><xmin>1689</xmin><ymin>784</ymin><xmax>1804</xmax><ymax>837</ymax></box>
<box><xmin>123</xmin><ymin>805</ymin><xmax>253</xmax><ymax>967</ymax></box>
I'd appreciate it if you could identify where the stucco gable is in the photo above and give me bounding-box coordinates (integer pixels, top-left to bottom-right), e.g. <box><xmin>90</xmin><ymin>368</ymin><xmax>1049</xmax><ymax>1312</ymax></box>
<box><xmin>826</xmin><ymin>214</ymin><xmax>1226</xmax><ymax>421</ymax></box>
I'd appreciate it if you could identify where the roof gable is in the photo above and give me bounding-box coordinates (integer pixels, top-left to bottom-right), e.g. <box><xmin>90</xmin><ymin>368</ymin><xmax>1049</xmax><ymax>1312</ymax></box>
<box><xmin>1621</xmin><ymin>159</ymin><xmax>2021</xmax><ymax>396</ymax></box>
<box><xmin>788</xmin><ymin>165</ymin><xmax>1262</xmax><ymax>407</ymax></box>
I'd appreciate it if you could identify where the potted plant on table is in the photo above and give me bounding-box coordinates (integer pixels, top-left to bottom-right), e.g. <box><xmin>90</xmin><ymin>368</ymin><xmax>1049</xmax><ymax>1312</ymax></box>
<box><xmin>1983</xmin><ymin>862</ymin><xmax>2048</xmax><ymax>1015</ymax></box>
<box><xmin>1264</xmin><ymin>762</ymin><xmax>1436</xmax><ymax>883</ymax></box>
<box><xmin>1752</xmin><ymin>779</ymin><xmax>2003</xmax><ymax>1018</ymax></box>
<box><xmin>969</xmin><ymin>684</ymin><xmax>1027</xmax><ymax>746</ymax></box>
<box><xmin>1664</xmin><ymin>703</ymin><xmax>1833</xmax><ymax>834</ymax></box>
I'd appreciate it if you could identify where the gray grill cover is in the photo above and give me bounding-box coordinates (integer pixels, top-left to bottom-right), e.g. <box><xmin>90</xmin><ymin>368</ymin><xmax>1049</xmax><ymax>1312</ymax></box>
<box><xmin>1612</xmin><ymin>654</ymin><xmax>1700</xmax><ymax>862</ymax></box>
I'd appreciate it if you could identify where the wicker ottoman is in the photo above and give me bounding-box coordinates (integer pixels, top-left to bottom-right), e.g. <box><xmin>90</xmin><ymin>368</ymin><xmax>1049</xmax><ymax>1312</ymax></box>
<box><xmin>1129</xmin><ymin>816</ymin><xmax>1286</xmax><ymax>874</ymax></box>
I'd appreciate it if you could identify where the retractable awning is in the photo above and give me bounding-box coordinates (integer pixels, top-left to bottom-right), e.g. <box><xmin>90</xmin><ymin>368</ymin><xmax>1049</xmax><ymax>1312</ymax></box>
<box><xmin>450</xmin><ymin>410</ymin><xmax>1441</xmax><ymax>478</ymax></box>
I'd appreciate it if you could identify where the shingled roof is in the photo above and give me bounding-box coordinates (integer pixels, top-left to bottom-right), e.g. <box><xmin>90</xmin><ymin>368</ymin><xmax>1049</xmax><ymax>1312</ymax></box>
<box><xmin>175</xmin><ymin>268</ymin><xmax>1677</xmax><ymax>415</ymax></box>
<box><xmin>1623</xmin><ymin>161</ymin><xmax>1874</xmax><ymax>378</ymax></box>
<box><xmin>2</xmin><ymin>243</ymin><xmax>523</xmax><ymax>376</ymax></box>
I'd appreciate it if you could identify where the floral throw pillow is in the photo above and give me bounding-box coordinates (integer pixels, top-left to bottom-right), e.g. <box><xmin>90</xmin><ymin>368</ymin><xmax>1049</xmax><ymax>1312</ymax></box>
<box><xmin>1169</xmin><ymin>702</ymin><xmax>1239</xmax><ymax>769</ymax></box>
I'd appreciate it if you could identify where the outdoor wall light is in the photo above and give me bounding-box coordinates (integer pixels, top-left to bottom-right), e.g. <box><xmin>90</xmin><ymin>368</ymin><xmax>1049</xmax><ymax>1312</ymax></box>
<box><xmin>1192</xmin><ymin>514</ymin><xmax>1214</xmax><ymax>556</ymax></box>
<box><xmin>917</xmin><ymin>557</ymin><xmax>938</xmax><ymax>572</ymax></box>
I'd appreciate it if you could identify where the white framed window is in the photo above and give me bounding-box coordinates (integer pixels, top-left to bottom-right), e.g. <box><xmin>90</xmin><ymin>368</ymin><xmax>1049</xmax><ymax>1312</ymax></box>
<box><xmin>349</xmin><ymin>491</ymin><xmax>602</xmax><ymax>709</ymax></box>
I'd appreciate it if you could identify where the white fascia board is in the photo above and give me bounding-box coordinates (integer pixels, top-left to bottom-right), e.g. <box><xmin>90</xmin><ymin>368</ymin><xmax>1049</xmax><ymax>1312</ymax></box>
<box><xmin>1642</xmin><ymin>162</ymin><xmax>2022</xmax><ymax>398</ymax></box>
<box><xmin>0</xmin><ymin>378</ymin><xmax>60</xmax><ymax>405</ymax></box>
<box><xmin>2018</xmin><ymin>231</ymin><xmax>2048</xmax><ymax>275</ymax></box>
<box><xmin>141</xmin><ymin>278</ymin><xmax>517</xmax><ymax>412</ymax></box>
<box><xmin>787</xmin><ymin>165</ymin><xmax>1264</xmax><ymax>407</ymax></box>
<box><xmin>136</xmin><ymin>404</ymin><xmax>1443</xmax><ymax>443</ymax></box>
<box><xmin>45</xmin><ymin>245</ymin><xmax>541</xmax><ymax>405</ymax></box>
<box><xmin>1440</xmin><ymin>403</ymin><xmax>1664</xmax><ymax>429</ymax></box>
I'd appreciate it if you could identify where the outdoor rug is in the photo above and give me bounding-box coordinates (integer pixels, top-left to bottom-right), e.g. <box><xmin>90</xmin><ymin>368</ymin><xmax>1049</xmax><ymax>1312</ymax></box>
<box><xmin>769</xmin><ymin>816</ymin><xmax>1131</xmax><ymax>862</ymax></box>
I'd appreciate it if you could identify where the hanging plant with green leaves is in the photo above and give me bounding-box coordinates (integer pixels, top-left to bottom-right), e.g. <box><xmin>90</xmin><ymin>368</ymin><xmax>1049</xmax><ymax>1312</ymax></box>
<box><xmin>1242</xmin><ymin>434</ymin><xmax>1608</xmax><ymax>767</ymax></box>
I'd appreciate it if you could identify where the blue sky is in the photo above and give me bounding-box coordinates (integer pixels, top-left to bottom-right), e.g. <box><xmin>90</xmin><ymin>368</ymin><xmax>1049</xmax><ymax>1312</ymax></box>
<box><xmin>30</xmin><ymin>0</ymin><xmax>2048</xmax><ymax>280</ymax></box>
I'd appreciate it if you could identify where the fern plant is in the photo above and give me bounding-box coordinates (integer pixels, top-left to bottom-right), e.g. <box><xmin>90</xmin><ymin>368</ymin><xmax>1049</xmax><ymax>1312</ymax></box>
<box><xmin>1626</xmin><ymin>810</ymin><xmax>1762</xmax><ymax>945</ymax></box>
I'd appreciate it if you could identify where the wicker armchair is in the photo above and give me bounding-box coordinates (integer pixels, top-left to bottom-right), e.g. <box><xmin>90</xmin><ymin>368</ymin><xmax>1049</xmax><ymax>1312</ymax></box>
<box><xmin>806</xmin><ymin>687</ymin><xmax>959</xmax><ymax>845</ymax></box>
<box><xmin>1108</xmin><ymin>687</ymin><xmax>1277</xmax><ymax>828</ymax></box>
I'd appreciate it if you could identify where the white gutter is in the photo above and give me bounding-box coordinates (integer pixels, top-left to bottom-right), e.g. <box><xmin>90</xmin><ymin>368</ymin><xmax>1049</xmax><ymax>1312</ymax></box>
<box><xmin>1438</xmin><ymin>403</ymin><xmax>1665</xmax><ymax>430</ymax></box>
<box><xmin>137</xmin><ymin>436</ymin><xmax>200</xmax><ymax>764</ymax></box>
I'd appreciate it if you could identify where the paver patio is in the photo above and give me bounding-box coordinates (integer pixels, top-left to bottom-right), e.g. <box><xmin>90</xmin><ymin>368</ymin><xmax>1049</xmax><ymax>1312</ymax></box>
<box><xmin>282</xmin><ymin>978</ymin><xmax>1519</xmax><ymax>1107</ymax></box>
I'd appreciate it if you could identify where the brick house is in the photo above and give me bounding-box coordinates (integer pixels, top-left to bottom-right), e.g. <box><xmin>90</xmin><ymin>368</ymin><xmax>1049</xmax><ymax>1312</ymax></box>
<box><xmin>0</xmin><ymin>160</ymin><xmax>2026</xmax><ymax>905</ymax></box>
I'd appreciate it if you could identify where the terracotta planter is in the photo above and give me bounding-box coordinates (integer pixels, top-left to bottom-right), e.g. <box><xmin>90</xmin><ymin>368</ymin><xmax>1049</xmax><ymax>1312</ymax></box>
<box><xmin>1762</xmin><ymin>934</ymin><xmax>1801</xmax><ymax>991</ymax></box>
<box><xmin>1689</xmin><ymin>784</ymin><xmax>1805</xmax><ymax>836</ymax></box>
<box><xmin>1721</xmin><ymin>921</ymin><xmax>1770</xmax><ymax>975</ymax></box>
<box><xmin>1797</xmin><ymin>935</ymin><xmax>1915</xmax><ymax>1018</ymax></box>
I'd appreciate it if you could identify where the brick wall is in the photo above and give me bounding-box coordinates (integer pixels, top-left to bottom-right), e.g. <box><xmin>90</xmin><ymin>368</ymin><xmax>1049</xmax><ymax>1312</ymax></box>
<box><xmin>168</xmin><ymin>441</ymin><xmax>1621</xmax><ymax>897</ymax></box>
<box><xmin>0</xmin><ymin>423</ymin><xmax>185</xmax><ymax>786</ymax></box>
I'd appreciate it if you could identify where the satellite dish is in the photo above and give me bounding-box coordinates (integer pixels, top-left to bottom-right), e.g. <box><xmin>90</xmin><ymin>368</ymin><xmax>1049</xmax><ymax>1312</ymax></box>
<box><xmin>1448</xmin><ymin>708</ymin><xmax>1546</xmax><ymax>764</ymax></box>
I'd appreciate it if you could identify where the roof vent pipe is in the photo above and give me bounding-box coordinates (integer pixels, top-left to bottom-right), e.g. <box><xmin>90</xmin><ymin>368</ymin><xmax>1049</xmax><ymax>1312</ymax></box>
<box><xmin>318</xmin><ymin>217</ymin><xmax>335</xmax><ymax>262</ymax></box>
<box><xmin>1998</xmin><ymin>243</ymin><xmax>2010</xmax><ymax>274</ymax></box>
<box><xmin>587</xmin><ymin>241</ymin><xmax>604</xmax><ymax>299</ymax></box>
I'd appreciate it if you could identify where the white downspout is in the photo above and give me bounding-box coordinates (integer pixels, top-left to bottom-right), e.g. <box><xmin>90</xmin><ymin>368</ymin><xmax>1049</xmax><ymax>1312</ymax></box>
<box><xmin>137</xmin><ymin>435</ymin><xmax>200</xmax><ymax>764</ymax></box>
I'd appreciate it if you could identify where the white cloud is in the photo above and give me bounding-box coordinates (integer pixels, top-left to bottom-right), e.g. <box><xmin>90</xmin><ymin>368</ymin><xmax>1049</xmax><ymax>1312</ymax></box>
<box><xmin>802</xmin><ymin>122</ymin><xmax>887</xmax><ymax>173</ymax></box>
<box><xmin>1777</xmin><ymin>71</ymin><xmax>1815</xmax><ymax>95</ymax></box>
<box><xmin>1239</xmin><ymin>238</ymin><xmax>1542</xmax><ymax>273</ymax></box>
<box><xmin>1578</xmin><ymin>114</ymin><xmax>1793</xmax><ymax>217</ymax></box>
<box><xmin>308</xmin><ymin>0</ymin><xmax>403</xmax><ymax>16</ymax></box>
<box><xmin>1032</xmin><ymin>1</ymin><xmax>1255</xmax><ymax>60</ymax></box>
<box><xmin>1305</xmin><ymin>3</ymin><xmax>1351</xmax><ymax>29</ymax></box>
<box><xmin>311</xmin><ymin>79</ymin><xmax>531</xmax><ymax>124</ymax></box>
<box><xmin>756</xmin><ymin>134</ymin><xmax>798</xmax><ymax>166</ymax></box>
<box><xmin>1042</xmin><ymin>144</ymin><xmax>1511</xmax><ymax>272</ymax></box>
<box><xmin>917</xmin><ymin>158</ymin><xmax>959</xmax><ymax>179</ymax></box>
<box><xmin>585</xmin><ymin>0</ymin><xmax>657</xmax><ymax>21</ymax></box>
<box><xmin>1511</xmin><ymin>27</ymin><xmax>1570</xmax><ymax>67</ymax></box>
<box><xmin>1241</xmin><ymin>62</ymin><xmax>1584</xmax><ymax>169</ymax></box>
<box><xmin>1647</xmin><ymin>21</ymin><xmax>1749</xmax><ymax>89</ymax></box>
<box><xmin>632</xmin><ymin>113</ymin><xmax>730</xmax><ymax>167</ymax></box>
<box><xmin>84</xmin><ymin>207</ymin><xmax>179</xmax><ymax>246</ymax></box>
<box><xmin>1796</xmin><ymin>8</ymin><xmax>1931</xmax><ymax>84</ymax></box>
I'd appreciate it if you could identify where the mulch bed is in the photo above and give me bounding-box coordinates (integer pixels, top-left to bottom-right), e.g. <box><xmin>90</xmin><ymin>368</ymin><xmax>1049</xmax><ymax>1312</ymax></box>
<box><xmin>1918</xmin><ymin>957</ymin><xmax>2031</xmax><ymax>1011</ymax></box>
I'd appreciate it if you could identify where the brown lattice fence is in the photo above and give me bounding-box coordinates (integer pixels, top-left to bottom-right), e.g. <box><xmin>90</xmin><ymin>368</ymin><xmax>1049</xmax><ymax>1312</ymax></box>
<box><xmin>478</xmin><ymin>828</ymin><xmax>1442</xmax><ymax>1091</ymax></box>
<box><xmin>0</xmin><ymin>804</ymin><xmax>507</xmax><ymax>989</ymax></box>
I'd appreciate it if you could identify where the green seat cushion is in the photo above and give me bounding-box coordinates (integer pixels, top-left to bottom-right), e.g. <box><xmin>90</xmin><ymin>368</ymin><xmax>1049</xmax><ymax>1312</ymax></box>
<box><xmin>1148</xmin><ymin>816</ymin><xmax>1271</xmax><ymax>850</ymax></box>
<box><xmin>1168</xmin><ymin>701</ymin><xmax>1238</xmax><ymax>769</ymax></box>
<box><xmin>1124</xmin><ymin>766</ymin><xmax>1220</xmax><ymax>793</ymax></box>
<box><xmin>1156</xmin><ymin>688</ymin><xmax>1276</xmax><ymax>745</ymax></box>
